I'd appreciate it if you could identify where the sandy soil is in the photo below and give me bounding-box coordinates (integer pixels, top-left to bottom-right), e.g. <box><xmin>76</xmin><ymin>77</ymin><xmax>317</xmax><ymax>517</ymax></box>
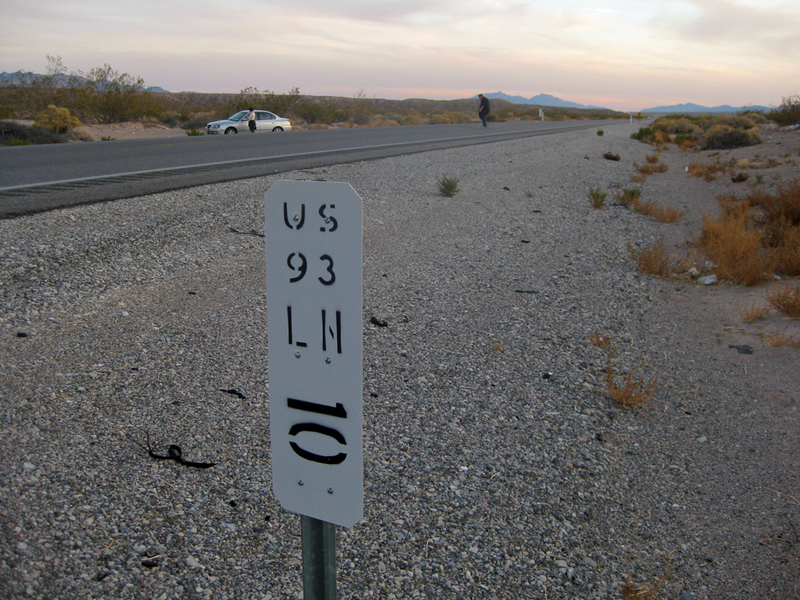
<box><xmin>73</xmin><ymin>122</ymin><xmax>188</xmax><ymax>141</ymax></box>
<box><xmin>630</xmin><ymin>125</ymin><xmax>800</xmax><ymax>410</ymax></box>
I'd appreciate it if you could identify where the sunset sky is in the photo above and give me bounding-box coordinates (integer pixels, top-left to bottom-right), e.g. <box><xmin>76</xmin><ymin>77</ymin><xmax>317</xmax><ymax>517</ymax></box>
<box><xmin>2</xmin><ymin>0</ymin><xmax>798</xmax><ymax>111</ymax></box>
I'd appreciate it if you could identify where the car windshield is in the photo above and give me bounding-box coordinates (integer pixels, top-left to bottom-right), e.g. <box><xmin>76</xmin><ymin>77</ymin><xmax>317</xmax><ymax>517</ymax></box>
<box><xmin>228</xmin><ymin>111</ymin><xmax>248</xmax><ymax>121</ymax></box>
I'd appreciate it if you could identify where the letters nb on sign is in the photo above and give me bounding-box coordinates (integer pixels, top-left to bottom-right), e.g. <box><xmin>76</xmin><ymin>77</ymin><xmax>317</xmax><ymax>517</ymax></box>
<box><xmin>264</xmin><ymin>180</ymin><xmax>363</xmax><ymax>528</ymax></box>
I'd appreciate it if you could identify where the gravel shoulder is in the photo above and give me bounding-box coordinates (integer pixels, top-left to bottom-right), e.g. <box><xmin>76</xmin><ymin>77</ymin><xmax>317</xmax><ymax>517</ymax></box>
<box><xmin>1</xmin><ymin>122</ymin><xmax>798</xmax><ymax>599</ymax></box>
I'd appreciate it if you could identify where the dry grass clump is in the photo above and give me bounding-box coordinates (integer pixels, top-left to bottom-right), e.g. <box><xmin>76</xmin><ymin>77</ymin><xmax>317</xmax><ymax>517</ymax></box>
<box><xmin>616</xmin><ymin>188</ymin><xmax>684</xmax><ymax>223</ymax></box>
<box><xmin>605</xmin><ymin>349</ymin><xmax>658</xmax><ymax>408</ymax></box>
<box><xmin>589</xmin><ymin>331</ymin><xmax>614</xmax><ymax>347</ymax></box>
<box><xmin>694</xmin><ymin>199</ymin><xmax>775</xmax><ymax>285</ymax></box>
<box><xmin>637</xmin><ymin>200</ymin><xmax>685</xmax><ymax>223</ymax></box>
<box><xmin>760</xmin><ymin>330</ymin><xmax>800</xmax><ymax>348</ymax></box>
<box><xmin>766</xmin><ymin>285</ymin><xmax>800</xmax><ymax>318</ymax></box>
<box><xmin>628</xmin><ymin>238</ymin><xmax>676</xmax><ymax>277</ymax></box>
<box><xmin>695</xmin><ymin>184</ymin><xmax>800</xmax><ymax>281</ymax></box>
<box><xmin>620</xmin><ymin>558</ymin><xmax>672</xmax><ymax>600</ymax></box>
<box><xmin>620</xmin><ymin>578</ymin><xmax>663</xmax><ymax>600</ymax></box>
<box><xmin>738</xmin><ymin>300</ymin><xmax>770</xmax><ymax>323</ymax></box>
<box><xmin>635</xmin><ymin>162</ymin><xmax>669</xmax><ymax>176</ymax></box>
<box><xmin>687</xmin><ymin>157</ymin><xmax>736</xmax><ymax>182</ymax></box>
<box><xmin>734</xmin><ymin>181</ymin><xmax>800</xmax><ymax>275</ymax></box>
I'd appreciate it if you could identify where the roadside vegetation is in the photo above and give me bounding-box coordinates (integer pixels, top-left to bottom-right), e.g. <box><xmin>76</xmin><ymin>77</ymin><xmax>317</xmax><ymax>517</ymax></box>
<box><xmin>0</xmin><ymin>56</ymin><xmax>627</xmax><ymax>145</ymax></box>
<box><xmin>624</xmin><ymin>105</ymin><xmax>800</xmax><ymax>351</ymax></box>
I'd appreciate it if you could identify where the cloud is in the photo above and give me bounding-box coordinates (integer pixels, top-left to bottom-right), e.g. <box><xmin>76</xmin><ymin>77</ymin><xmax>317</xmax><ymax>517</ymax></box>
<box><xmin>653</xmin><ymin>0</ymin><xmax>800</xmax><ymax>58</ymax></box>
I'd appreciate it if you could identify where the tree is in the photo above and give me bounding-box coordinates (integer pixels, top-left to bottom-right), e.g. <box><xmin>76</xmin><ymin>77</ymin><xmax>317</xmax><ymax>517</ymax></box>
<box><xmin>71</xmin><ymin>64</ymin><xmax>156</xmax><ymax>124</ymax></box>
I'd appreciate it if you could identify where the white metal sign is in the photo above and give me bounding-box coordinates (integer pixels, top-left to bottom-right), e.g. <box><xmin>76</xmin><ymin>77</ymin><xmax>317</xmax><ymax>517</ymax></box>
<box><xmin>265</xmin><ymin>180</ymin><xmax>363</xmax><ymax>528</ymax></box>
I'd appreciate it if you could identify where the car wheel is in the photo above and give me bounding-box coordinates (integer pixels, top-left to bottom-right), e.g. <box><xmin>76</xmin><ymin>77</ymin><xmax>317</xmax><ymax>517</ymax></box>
<box><xmin>224</xmin><ymin>127</ymin><xmax>238</xmax><ymax>134</ymax></box>
<box><xmin>272</xmin><ymin>126</ymin><xmax>284</xmax><ymax>132</ymax></box>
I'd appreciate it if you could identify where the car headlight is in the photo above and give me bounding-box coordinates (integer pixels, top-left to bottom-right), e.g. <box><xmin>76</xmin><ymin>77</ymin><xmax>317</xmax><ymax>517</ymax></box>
<box><xmin>210</xmin><ymin>124</ymin><xmax>220</xmax><ymax>129</ymax></box>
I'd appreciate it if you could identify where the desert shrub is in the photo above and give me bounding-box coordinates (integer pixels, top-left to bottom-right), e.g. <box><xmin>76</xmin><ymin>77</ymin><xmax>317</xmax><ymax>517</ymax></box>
<box><xmin>762</xmin><ymin>330</ymin><xmax>800</xmax><ymax>348</ymax></box>
<box><xmin>701</xmin><ymin>125</ymin><xmax>762</xmax><ymax>150</ymax></box>
<box><xmin>616</xmin><ymin>187</ymin><xmax>642</xmax><ymax>207</ymax></box>
<box><xmin>638</xmin><ymin>200</ymin><xmax>684</xmax><ymax>223</ymax></box>
<box><xmin>747</xmin><ymin>180</ymin><xmax>800</xmax><ymax>227</ymax></box>
<box><xmin>34</xmin><ymin>104</ymin><xmax>81</xmax><ymax>133</ymax></box>
<box><xmin>741</xmin><ymin>111</ymin><xmax>769</xmax><ymax>125</ymax></box>
<box><xmin>695</xmin><ymin>200</ymin><xmax>774</xmax><ymax>284</ymax></box>
<box><xmin>0</xmin><ymin>120</ymin><xmax>65</xmax><ymax>145</ymax></box>
<box><xmin>430</xmin><ymin>111</ymin><xmax>471</xmax><ymax>125</ymax></box>
<box><xmin>766</xmin><ymin>285</ymin><xmax>800</xmax><ymax>318</ymax></box>
<box><xmin>437</xmin><ymin>175</ymin><xmax>460</xmax><ymax>197</ymax></box>
<box><xmin>588</xmin><ymin>185</ymin><xmax>607</xmax><ymax>209</ymax></box>
<box><xmin>628</xmin><ymin>238</ymin><xmax>676</xmax><ymax>276</ymax></box>
<box><xmin>743</xmin><ymin>181</ymin><xmax>800</xmax><ymax>274</ymax></box>
<box><xmin>674</xmin><ymin>134</ymin><xmax>697</xmax><ymax>149</ymax></box>
<box><xmin>603</xmin><ymin>151</ymin><xmax>620</xmax><ymax>161</ymax></box>
<box><xmin>716</xmin><ymin>115</ymin><xmax>756</xmax><ymax>130</ymax></box>
<box><xmin>687</xmin><ymin>157</ymin><xmax>736</xmax><ymax>181</ymax></box>
<box><xmin>770</xmin><ymin>95</ymin><xmax>800</xmax><ymax>126</ymax></box>
<box><xmin>296</xmin><ymin>101</ymin><xmax>332</xmax><ymax>124</ymax></box>
<box><xmin>605</xmin><ymin>348</ymin><xmax>658</xmax><ymax>408</ymax></box>
<box><xmin>631</xmin><ymin>127</ymin><xmax>655</xmax><ymax>142</ymax></box>
<box><xmin>401</xmin><ymin>114</ymin><xmax>427</xmax><ymax>126</ymax></box>
<box><xmin>670</xmin><ymin>118</ymin><xmax>700</xmax><ymax>134</ymax></box>
<box><xmin>370</xmin><ymin>118</ymin><xmax>400</xmax><ymax>127</ymax></box>
<box><xmin>180</xmin><ymin>115</ymin><xmax>209</xmax><ymax>130</ymax></box>
<box><xmin>653</xmin><ymin>129</ymin><xmax>671</xmax><ymax>144</ymax></box>
<box><xmin>331</xmin><ymin>108</ymin><xmax>351</xmax><ymax>122</ymax></box>
<box><xmin>738</xmin><ymin>301</ymin><xmax>770</xmax><ymax>323</ymax></box>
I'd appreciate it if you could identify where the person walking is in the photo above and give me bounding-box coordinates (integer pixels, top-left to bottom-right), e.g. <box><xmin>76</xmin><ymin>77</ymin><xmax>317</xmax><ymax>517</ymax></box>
<box><xmin>247</xmin><ymin>108</ymin><xmax>256</xmax><ymax>133</ymax></box>
<box><xmin>478</xmin><ymin>94</ymin><xmax>490</xmax><ymax>127</ymax></box>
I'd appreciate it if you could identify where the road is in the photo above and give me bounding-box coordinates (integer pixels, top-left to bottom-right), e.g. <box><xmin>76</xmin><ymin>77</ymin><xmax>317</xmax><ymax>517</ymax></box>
<box><xmin>0</xmin><ymin>119</ymin><xmax>618</xmax><ymax>218</ymax></box>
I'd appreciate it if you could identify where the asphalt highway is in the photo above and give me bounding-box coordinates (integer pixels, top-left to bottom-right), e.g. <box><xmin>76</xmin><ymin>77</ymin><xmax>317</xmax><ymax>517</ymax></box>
<box><xmin>0</xmin><ymin>119</ymin><xmax>619</xmax><ymax>218</ymax></box>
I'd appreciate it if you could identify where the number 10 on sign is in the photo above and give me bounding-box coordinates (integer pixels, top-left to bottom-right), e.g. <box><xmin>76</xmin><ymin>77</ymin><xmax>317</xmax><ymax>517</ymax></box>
<box><xmin>264</xmin><ymin>180</ymin><xmax>363</xmax><ymax>528</ymax></box>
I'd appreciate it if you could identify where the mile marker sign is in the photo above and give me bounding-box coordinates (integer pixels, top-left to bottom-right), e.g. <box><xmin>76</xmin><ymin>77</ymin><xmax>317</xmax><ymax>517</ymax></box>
<box><xmin>265</xmin><ymin>180</ymin><xmax>363</xmax><ymax>528</ymax></box>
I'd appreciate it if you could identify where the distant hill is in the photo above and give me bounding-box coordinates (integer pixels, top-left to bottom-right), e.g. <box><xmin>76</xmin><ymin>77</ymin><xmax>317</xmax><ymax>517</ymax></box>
<box><xmin>0</xmin><ymin>71</ymin><xmax>170</xmax><ymax>93</ymax></box>
<box><xmin>641</xmin><ymin>102</ymin><xmax>772</xmax><ymax>114</ymax></box>
<box><xmin>483</xmin><ymin>91</ymin><xmax>607</xmax><ymax>110</ymax></box>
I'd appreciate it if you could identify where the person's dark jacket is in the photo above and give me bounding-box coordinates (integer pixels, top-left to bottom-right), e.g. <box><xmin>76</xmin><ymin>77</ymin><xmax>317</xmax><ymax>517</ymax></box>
<box><xmin>479</xmin><ymin>96</ymin><xmax>490</xmax><ymax>117</ymax></box>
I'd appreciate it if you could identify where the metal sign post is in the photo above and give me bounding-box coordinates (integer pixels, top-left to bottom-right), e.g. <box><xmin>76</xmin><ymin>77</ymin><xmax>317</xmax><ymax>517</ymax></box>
<box><xmin>265</xmin><ymin>180</ymin><xmax>364</xmax><ymax>599</ymax></box>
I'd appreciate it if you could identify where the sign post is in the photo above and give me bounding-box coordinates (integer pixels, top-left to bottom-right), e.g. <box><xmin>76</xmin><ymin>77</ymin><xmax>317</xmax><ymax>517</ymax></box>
<box><xmin>265</xmin><ymin>180</ymin><xmax>364</xmax><ymax>598</ymax></box>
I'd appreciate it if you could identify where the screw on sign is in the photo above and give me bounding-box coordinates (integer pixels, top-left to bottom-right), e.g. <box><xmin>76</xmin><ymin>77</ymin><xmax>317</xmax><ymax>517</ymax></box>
<box><xmin>264</xmin><ymin>180</ymin><xmax>363</xmax><ymax>529</ymax></box>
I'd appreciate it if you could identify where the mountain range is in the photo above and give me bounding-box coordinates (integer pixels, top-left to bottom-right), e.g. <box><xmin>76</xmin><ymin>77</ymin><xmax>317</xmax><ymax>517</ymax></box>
<box><xmin>483</xmin><ymin>91</ymin><xmax>607</xmax><ymax>109</ymax></box>
<box><xmin>484</xmin><ymin>92</ymin><xmax>771</xmax><ymax>114</ymax></box>
<box><xmin>640</xmin><ymin>102</ymin><xmax>771</xmax><ymax>113</ymax></box>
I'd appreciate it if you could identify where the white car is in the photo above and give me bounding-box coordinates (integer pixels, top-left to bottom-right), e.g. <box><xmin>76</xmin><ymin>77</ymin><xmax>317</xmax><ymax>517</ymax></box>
<box><xmin>206</xmin><ymin>110</ymin><xmax>292</xmax><ymax>134</ymax></box>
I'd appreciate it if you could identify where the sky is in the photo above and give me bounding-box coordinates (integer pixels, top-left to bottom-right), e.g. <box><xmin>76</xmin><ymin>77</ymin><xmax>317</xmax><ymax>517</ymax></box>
<box><xmin>2</xmin><ymin>0</ymin><xmax>798</xmax><ymax>111</ymax></box>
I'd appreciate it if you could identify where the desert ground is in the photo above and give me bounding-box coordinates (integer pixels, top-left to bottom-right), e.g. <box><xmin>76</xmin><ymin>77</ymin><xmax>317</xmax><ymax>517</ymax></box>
<box><xmin>1</xmin><ymin>120</ymin><xmax>798</xmax><ymax>599</ymax></box>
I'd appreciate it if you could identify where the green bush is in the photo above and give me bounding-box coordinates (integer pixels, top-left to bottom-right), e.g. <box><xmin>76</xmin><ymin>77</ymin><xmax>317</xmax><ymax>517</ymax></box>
<box><xmin>588</xmin><ymin>185</ymin><xmax>607</xmax><ymax>209</ymax></box>
<box><xmin>631</xmin><ymin>127</ymin><xmax>655</xmax><ymax>142</ymax></box>
<box><xmin>34</xmin><ymin>104</ymin><xmax>81</xmax><ymax>133</ymax></box>
<box><xmin>437</xmin><ymin>175</ymin><xmax>460</xmax><ymax>197</ymax></box>
<box><xmin>701</xmin><ymin>125</ymin><xmax>762</xmax><ymax>150</ymax></box>
<box><xmin>770</xmin><ymin>95</ymin><xmax>800</xmax><ymax>126</ymax></box>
